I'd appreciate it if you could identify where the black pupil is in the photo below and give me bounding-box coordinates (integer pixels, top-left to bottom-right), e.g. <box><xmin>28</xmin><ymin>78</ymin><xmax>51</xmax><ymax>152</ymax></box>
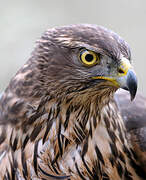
<box><xmin>85</xmin><ymin>54</ymin><xmax>94</xmax><ymax>62</ymax></box>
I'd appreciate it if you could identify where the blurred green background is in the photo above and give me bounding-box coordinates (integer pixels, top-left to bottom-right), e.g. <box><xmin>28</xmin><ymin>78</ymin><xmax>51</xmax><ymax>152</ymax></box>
<box><xmin>0</xmin><ymin>0</ymin><xmax>146</xmax><ymax>95</ymax></box>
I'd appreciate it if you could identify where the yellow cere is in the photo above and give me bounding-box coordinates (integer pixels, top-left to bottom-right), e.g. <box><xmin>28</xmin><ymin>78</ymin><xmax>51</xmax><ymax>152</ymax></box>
<box><xmin>80</xmin><ymin>49</ymin><xmax>100</xmax><ymax>66</ymax></box>
<box><xmin>118</xmin><ymin>57</ymin><xmax>132</xmax><ymax>76</ymax></box>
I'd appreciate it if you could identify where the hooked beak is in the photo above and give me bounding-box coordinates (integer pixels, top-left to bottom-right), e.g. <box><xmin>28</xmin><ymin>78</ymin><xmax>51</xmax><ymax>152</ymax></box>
<box><xmin>116</xmin><ymin>58</ymin><xmax>137</xmax><ymax>100</ymax></box>
<box><xmin>92</xmin><ymin>57</ymin><xmax>137</xmax><ymax>101</ymax></box>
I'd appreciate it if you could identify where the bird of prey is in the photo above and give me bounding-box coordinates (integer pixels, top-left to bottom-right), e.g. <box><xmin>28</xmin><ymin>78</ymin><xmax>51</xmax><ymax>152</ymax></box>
<box><xmin>0</xmin><ymin>24</ymin><xmax>145</xmax><ymax>180</ymax></box>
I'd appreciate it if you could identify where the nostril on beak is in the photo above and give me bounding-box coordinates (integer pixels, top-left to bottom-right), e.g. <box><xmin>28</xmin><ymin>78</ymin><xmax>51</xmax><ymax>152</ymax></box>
<box><xmin>118</xmin><ymin>68</ymin><xmax>124</xmax><ymax>74</ymax></box>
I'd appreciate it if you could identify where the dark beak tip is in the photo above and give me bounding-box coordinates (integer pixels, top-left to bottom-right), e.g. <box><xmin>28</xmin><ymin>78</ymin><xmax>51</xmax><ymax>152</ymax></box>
<box><xmin>127</xmin><ymin>71</ymin><xmax>138</xmax><ymax>101</ymax></box>
<box><xmin>129</xmin><ymin>84</ymin><xmax>137</xmax><ymax>101</ymax></box>
<box><xmin>121</xmin><ymin>70</ymin><xmax>137</xmax><ymax>101</ymax></box>
<box><xmin>122</xmin><ymin>86</ymin><xmax>137</xmax><ymax>101</ymax></box>
<box><xmin>130</xmin><ymin>92</ymin><xmax>136</xmax><ymax>101</ymax></box>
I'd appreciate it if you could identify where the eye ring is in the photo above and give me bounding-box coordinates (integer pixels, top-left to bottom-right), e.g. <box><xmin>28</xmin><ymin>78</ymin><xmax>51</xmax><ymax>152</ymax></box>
<box><xmin>79</xmin><ymin>49</ymin><xmax>100</xmax><ymax>66</ymax></box>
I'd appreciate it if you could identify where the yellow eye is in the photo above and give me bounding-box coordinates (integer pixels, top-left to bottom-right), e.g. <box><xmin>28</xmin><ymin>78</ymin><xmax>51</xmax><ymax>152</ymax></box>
<box><xmin>79</xmin><ymin>49</ymin><xmax>100</xmax><ymax>66</ymax></box>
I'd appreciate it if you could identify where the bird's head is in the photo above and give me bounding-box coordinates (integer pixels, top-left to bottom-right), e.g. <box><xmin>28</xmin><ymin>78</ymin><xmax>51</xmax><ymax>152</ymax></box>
<box><xmin>2</xmin><ymin>24</ymin><xmax>137</xmax><ymax>115</ymax></box>
<box><xmin>0</xmin><ymin>24</ymin><xmax>138</xmax><ymax>126</ymax></box>
<box><xmin>28</xmin><ymin>24</ymin><xmax>137</xmax><ymax>103</ymax></box>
